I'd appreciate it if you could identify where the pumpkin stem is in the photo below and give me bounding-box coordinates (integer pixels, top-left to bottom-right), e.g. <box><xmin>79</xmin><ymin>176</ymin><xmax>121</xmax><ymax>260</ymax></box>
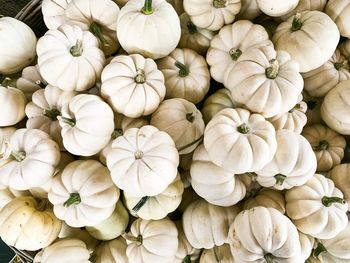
<box><xmin>266</xmin><ymin>59</ymin><xmax>279</xmax><ymax>79</ymax></box>
<box><xmin>142</xmin><ymin>0</ymin><xmax>153</xmax><ymax>15</ymax></box>
<box><xmin>334</xmin><ymin>59</ymin><xmax>348</xmax><ymax>70</ymax></box>
<box><xmin>11</xmin><ymin>151</ymin><xmax>26</xmax><ymax>162</ymax></box>
<box><xmin>2</xmin><ymin>77</ymin><xmax>13</xmax><ymax>88</ymax></box>
<box><xmin>264</xmin><ymin>253</ymin><xmax>274</xmax><ymax>263</ymax></box>
<box><xmin>229</xmin><ymin>48</ymin><xmax>242</xmax><ymax>61</ymax></box>
<box><xmin>313</xmin><ymin>140</ymin><xmax>329</xmax><ymax>151</ymax></box>
<box><xmin>237</xmin><ymin>123</ymin><xmax>249</xmax><ymax>134</ymax></box>
<box><xmin>178</xmin><ymin>135</ymin><xmax>204</xmax><ymax>152</ymax></box>
<box><xmin>37</xmin><ymin>199</ymin><xmax>50</xmax><ymax>212</ymax></box>
<box><xmin>112</xmin><ymin>129</ymin><xmax>123</xmax><ymax>140</ymax></box>
<box><xmin>90</xmin><ymin>22</ymin><xmax>109</xmax><ymax>47</ymax></box>
<box><xmin>213</xmin><ymin>246</ymin><xmax>221</xmax><ymax>262</ymax></box>
<box><xmin>132</xmin><ymin>196</ymin><xmax>150</xmax><ymax>213</ymax></box>
<box><xmin>175</xmin><ymin>61</ymin><xmax>190</xmax><ymax>77</ymax></box>
<box><xmin>186</xmin><ymin>112</ymin><xmax>195</xmax><ymax>122</ymax></box>
<box><xmin>187</xmin><ymin>20</ymin><xmax>198</xmax><ymax>34</ymax></box>
<box><xmin>70</xmin><ymin>40</ymin><xmax>83</xmax><ymax>57</ymax></box>
<box><xmin>213</xmin><ymin>0</ymin><xmax>226</xmax><ymax>8</ymax></box>
<box><xmin>321</xmin><ymin>196</ymin><xmax>346</xmax><ymax>207</ymax></box>
<box><xmin>35</xmin><ymin>80</ymin><xmax>46</xmax><ymax>89</ymax></box>
<box><xmin>274</xmin><ymin>174</ymin><xmax>286</xmax><ymax>186</ymax></box>
<box><xmin>64</xmin><ymin>193</ymin><xmax>81</xmax><ymax>207</ymax></box>
<box><xmin>58</xmin><ymin>116</ymin><xmax>76</xmax><ymax>127</ymax></box>
<box><xmin>183</xmin><ymin>255</ymin><xmax>191</xmax><ymax>263</ymax></box>
<box><xmin>0</xmin><ymin>74</ymin><xmax>6</xmax><ymax>85</ymax></box>
<box><xmin>291</xmin><ymin>13</ymin><xmax>302</xmax><ymax>31</ymax></box>
<box><xmin>135</xmin><ymin>69</ymin><xmax>146</xmax><ymax>84</ymax></box>
<box><xmin>134</xmin><ymin>150</ymin><xmax>144</xmax><ymax>159</ymax></box>
<box><xmin>122</xmin><ymin>233</ymin><xmax>143</xmax><ymax>245</ymax></box>
<box><xmin>313</xmin><ymin>242</ymin><xmax>327</xmax><ymax>258</ymax></box>
<box><xmin>44</xmin><ymin>108</ymin><xmax>61</xmax><ymax>121</ymax></box>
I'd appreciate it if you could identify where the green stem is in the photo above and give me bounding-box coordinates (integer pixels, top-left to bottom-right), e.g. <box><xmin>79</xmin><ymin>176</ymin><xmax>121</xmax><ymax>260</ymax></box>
<box><xmin>291</xmin><ymin>13</ymin><xmax>302</xmax><ymax>31</ymax></box>
<box><xmin>135</xmin><ymin>69</ymin><xmax>146</xmax><ymax>84</ymax></box>
<box><xmin>186</xmin><ymin>112</ymin><xmax>195</xmax><ymax>122</ymax></box>
<box><xmin>237</xmin><ymin>123</ymin><xmax>249</xmax><ymax>134</ymax></box>
<box><xmin>213</xmin><ymin>0</ymin><xmax>226</xmax><ymax>8</ymax></box>
<box><xmin>70</xmin><ymin>40</ymin><xmax>83</xmax><ymax>57</ymax></box>
<box><xmin>266</xmin><ymin>59</ymin><xmax>279</xmax><ymax>79</ymax></box>
<box><xmin>58</xmin><ymin>116</ymin><xmax>76</xmax><ymax>127</ymax></box>
<box><xmin>11</xmin><ymin>151</ymin><xmax>26</xmax><ymax>162</ymax></box>
<box><xmin>313</xmin><ymin>242</ymin><xmax>327</xmax><ymax>258</ymax></box>
<box><xmin>36</xmin><ymin>199</ymin><xmax>49</xmax><ymax>212</ymax></box>
<box><xmin>142</xmin><ymin>0</ymin><xmax>153</xmax><ymax>15</ymax></box>
<box><xmin>175</xmin><ymin>61</ymin><xmax>190</xmax><ymax>77</ymax></box>
<box><xmin>64</xmin><ymin>193</ymin><xmax>81</xmax><ymax>207</ymax></box>
<box><xmin>122</xmin><ymin>233</ymin><xmax>143</xmax><ymax>245</ymax></box>
<box><xmin>334</xmin><ymin>60</ymin><xmax>348</xmax><ymax>70</ymax></box>
<box><xmin>264</xmin><ymin>253</ymin><xmax>274</xmax><ymax>263</ymax></box>
<box><xmin>44</xmin><ymin>108</ymin><xmax>61</xmax><ymax>121</ymax></box>
<box><xmin>35</xmin><ymin>80</ymin><xmax>46</xmax><ymax>89</ymax></box>
<box><xmin>90</xmin><ymin>22</ymin><xmax>109</xmax><ymax>47</ymax></box>
<box><xmin>321</xmin><ymin>196</ymin><xmax>346</xmax><ymax>207</ymax></box>
<box><xmin>132</xmin><ymin>196</ymin><xmax>150</xmax><ymax>213</ymax></box>
<box><xmin>112</xmin><ymin>129</ymin><xmax>123</xmax><ymax>140</ymax></box>
<box><xmin>0</xmin><ymin>74</ymin><xmax>6</xmax><ymax>84</ymax></box>
<box><xmin>229</xmin><ymin>48</ymin><xmax>242</xmax><ymax>61</ymax></box>
<box><xmin>274</xmin><ymin>174</ymin><xmax>286</xmax><ymax>186</ymax></box>
<box><xmin>187</xmin><ymin>20</ymin><xmax>198</xmax><ymax>34</ymax></box>
<box><xmin>183</xmin><ymin>255</ymin><xmax>191</xmax><ymax>263</ymax></box>
<box><xmin>313</xmin><ymin>140</ymin><xmax>329</xmax><ymax>151</ymax></box>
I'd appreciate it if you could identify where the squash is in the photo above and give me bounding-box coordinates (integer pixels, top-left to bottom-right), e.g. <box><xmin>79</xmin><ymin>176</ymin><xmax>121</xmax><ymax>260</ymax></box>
<box><xmin>321</xmin><ymin>79</ymin><xmax>350</xmax><ymax>135</ymax></box>
<box><xmin>190</xmin><ymin>144</ymin><xmax>246</xmax><ymax>206</ymax></box>
<box><xmin>285</xmin><ymin>173</ymin><xmax>348</xmax><ymax>239</ymax></box>
<box><xmin>37</xmin><ymin>24</ymin><xmax>105</xmax><ymax>92</ymax></box>
<box><xmin>228</xmin><ymin>207</ymin><xmax>301</xmax><ymax>262</ymax></box>
<box><xmin>157</xmin><ymin>48</ymin><xmax>210</xmax><ymax>104</ymax></box>
<box><xmin>100</xmin><ymin>54</ymin><xmax>166</xmax><ymax>118</ymax></box>
<box><xmin>272</xmin><ymin>11</ymin><xmax>340</xmax><ymax>73</ymax></box>
<box><xmin>123</xmin><ymin>174</ymin><xmax>184</xmax><ymax>220</ymax></box>
<box><xmin>256</xmin><ymin>130</ymin><xmax>317</xmax><ymax>190</ymax></box>
<box><xmin>0</xmin><ymin>85</ymin><xmax>26</xmax><ymax>127</ymax></box>
<box><xmin>0</xmin><ymin>17</ymin><xmax>36</xmax><ymax>74</ymax></box>
<box><xmin>25</xmin><ymin>86</ymin><xmax>77</xmax><ymax>150</ymax></box>
<box><xmin>303</xmin><ymin>91</ymin><xmax>324</xmax><ymax>126</ymax></box>
<box><xmin>206</xmin><ymin>20</ymin><xmax>272</xmax><ymax>83</ymax></box>
<box><xmin>204</xmin><ymin>108</ymin><xmax>277</xmax><ymax>173</ymax></box>
<box><xmin>325</xmin><ymin>0</ymin><xmax>350</xmax><ymax>38</ymax></box>
<box><xmin>91</xmin><ymin>237</ymin><xmax>128</xmax><ymax>263</ymax></box>
<box><xmin>178</xmin><ymin>13</ymin><xmax>214</xmax><ymax>56</ymax></box>
<box><xmin>0</xmin><ymin>128</ymin><xmax>60</xmax><ymax>190</ymax></box>
<box><xmin>225</xmin><ymin>45</ymin><xmax>304</xmax><ymax>118</ymax></box>
<box><xmin>302</xmin><ymin>124</ymin><xmax>346</xmax><ymax>172</ymax></box>
<box><xmin>59</xmin><ymin>94</ymin><xmax>114</xmax><ymax>156</ymax></box>
<box><xmin>150</xmin><ymin>98</ymin><xmax>205</xmax><ymax>155</ymax></box>
<box><xmin>41</xmin><ymin>0</ymin><xmax>72</xmax><ymax>29</ymax></box>
<box><xmin>182</xmin><ymin>199</ymin><xmax>240</xmax><ymax>249</ymax></box>
<box><xmin>106</xmin><ymin>125</ymin><xmax>179</xmax><ymax>197</ymax></box>
<box><xmin>302</xmin><ymin>49</ymin><xmax>350</xmax><ymax>98</ymax></box>
<box><xmin>329</xmin><ymin>163</ymin><xmax>350</xmax><ymax>210</ymax></box>
<box><xmin>0</xmin><ymin>196</ymin><xmax>61</xmax><ymax>251</ymax></box>
<box><xmin>183</xmin><ymin>0</ymin><xmax>241</xmax><ymax>31</ymax></box>
<box><xmin>299</xmin><ymin>232</ymin><xmax>315</xmax><ymax>261</ymax></box>
<box><xmin>243</xmin><ymin>188</ymin><xmax>286</xmax><ymax>214</ymax></box>
<box><xmin>236</xmin><ymin>0</ymin><xmax>261</xmax><ymax>20</ymax></box>
<box><xmin>16</xmin><ymin>65</ymin><xmax>47</xmax><ymax>101</ymax></box>
<box><xmin>257</xmin><ymin>0</ymin><xmax>299</xmax><ymax>16</ymax></box>
<box><xmin>48</xmin><ymin>160</ymin><xmax>119</xmax><ymax>227</ymax></box>
<box><xmin>117</xmin><ymin>0</ymin><xmax>181</xmax><ymax>60</ymax></box>
<box><xmin>281</xmin><ymin>0</ymin><xmax>327</xmax><ymax>20</ymax></box>
<box><xmin>0</xmin><ymin>187</ymin><xmax>29</xmax><ymax>211</ymax></box>
<box><xmin>199</xmin><ymin>244</ymin><xmax>234</xmax><ymax>263</ymax></box>
<box><xmin>123</xmin><ymin>217</ymin><xmax>178</xmax><ymax>263</ymax></box>
<box><xmin>64</xmin><ymin>0</ymin><xmax>120</xmax><ymax>55</ymax></box>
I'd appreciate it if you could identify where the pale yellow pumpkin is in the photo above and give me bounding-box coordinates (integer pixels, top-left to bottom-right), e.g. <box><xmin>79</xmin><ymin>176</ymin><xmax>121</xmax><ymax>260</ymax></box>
<box><xmin>0</xmin><ymin>86</ymin><xmax>26</xmax><ymax>127</ymax></box>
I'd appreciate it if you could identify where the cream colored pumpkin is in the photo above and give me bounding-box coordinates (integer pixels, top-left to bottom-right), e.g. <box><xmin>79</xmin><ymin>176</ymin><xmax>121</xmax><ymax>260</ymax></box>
<box><xmin>228</xmin><ymin>207</ymin><xmax>302</xmax><ymax>262</ymax></box>
<box><xmin>157</xmin><ymin>48</ymin><xmax>210</xmax><ymax>104</ymax></box>
<box><xmin>243</xmin><ymin>188</ymin><xmax>286</xmax><ymax>214</ymax></box>
<box><xmin>117</xmin><ymin>0</ymin><xmax>181</xmax><ymax>60</ymax></box>
<box><xmin>0</xmin><ymin>128</ymin><xmax>60</xmax><ymax>190</ymax></box>
<box><xmin>329</xmin><ymin>164</ymin><xmax>350</xmax><ymax>210</ymax></box>
<box><xmin>257</xmin><ymin>0</ymin><xmax>299</xmax><ymax>16</ymax></box>
<box><xmin>256</xmin><ymin>130</ymin><xmax>317</xmax><ymax>190</ymax></box>
<box><xmin>325</xmin><ymin>0</ymin><xmax>350</xmax><ymax>38</ymax></box>
<box><xmin>182</xmin><ymin>199</ymin><xmax>240</xmax><ymax>249</ymax></box>
<box><xmin>48</xmin><ymin>160</ymin><xmax>119</xmax><ymax>227</ymax></box>
<box><xmin>41</xmin><ymin>0</ymin><xmax>72</xmax><ymax>29</ymax></box>
<box><xmin>236</xmin><ymin>0</ymin><xmax>261</xmax><ymax>20</ymax></box>
<box><xmin>303</xmin><ymin>91</ymin><xmax>324</xmax><ymax>126</ymax></box>
<box><xmin>285</xmin><ymin>173</ymin><xmax>348</xmax><ymax>239</ymax></box>
<box><xmin>281</xmin><ymin>0</ymin><xmax>327</xmax><ymax>20</ymax></box>
<box><xmin>183</xmin><ymin>0</ymin><xmax>241</xmax><ymax>31</ymax></box>
<box><xmin>16</xmin><ymin>65</ymin><xmax>47</xmax><ymax>101</ymax></box>
<box><xmin>206</xmin><ymin>20</ymin><xmax>272</xmax><ymax>83</ymax></box>
<box><xmin>190</xmin><ymin>144</ymin><xmax>246</xmax><ymax>206</ymax></box>
<box><xmin>151</xmin><ymin>98</ymin><xmax>205</xmax><ymax>154</ymax></box>
<box><xmin>200</xmin><ymin>244</ymin><xmax>234</xmax><ymax>263</ymax></box>
<box><xmin>321</xmin><ymin>79</ymin><xmax>350</xmax><ymax>135</ymax></box>
<box><xmin>303</xmin><ymin>49</ymin><xmax>350</xmax><ymax>98</ymax></box>
<box><xmin>25</xmin><ymin>86</ymin><xmax>77</xmax><ymax>150</ymax></box>
<box><xmin>0</xmin><ymin>196</ymin><xmax>61</xmax><ymax>251</ymax></box>
<box><xmin>303</xmin><ymin>124</ymin><xmax>346</xmax><ymax>172</ymax></box>
<box><xmin>273</xmin><ymin>11</ymin><xmax>340</xmax><ymax>73</ymax></box>
<box><xmin>0</xmin><ymin>86</ymin><xmax>26</xmax><ymax>127</ymax></box>
<box><xmin>59</xmin><ymin>94</ymin><xmax>114</xmax><ymax>156</ymax></box>
<box><xmin>225</xmin><ymin>46</ymin><xmax>304</xmax><ymax>118</ymax></box>
<box><xmin>299</xmin><ymin>232</ymin><xmax>315</xmax><ymax>261</ymax></box>
<box><xmin>0</xmin><ymin>127</ymin><xmax>16</xmax><ymax>150</ymax></box>
<box><xmin>204</xmin><ymin>108</ymin><xmax>277</xmax><ymax>173</ymax></box>
<box><xmin>37</xmin><ymin>24</ymin><xmax>105</xmax><ymax>92</ymax></box>
<box><xmin>107</xmin><ymin>125</ymin><xmax>179</xmax><ymax>197</ymax></box>
<box><xmin>65</xmin><ymin>0</ymin><xmax>120</xmax><ymax>55</ymax></box>
<box><xmin>92</xmin><ymin>237</ymin><xmax>128</xmax><ymax>263</ymax></box>
<box><xmin>124</xmin><ymin>174</ymin><xmax>184</xmax><ymax>220</ymax></box>
<box><xmin>0</xmin><ymin>187</ymin><xmax>29</xmax><ymax>211</ymax></box>
<box><xmin>178</xmin><ymin>13</ymin><xmax>214</xmax><ymax>56</ymax></box>
<box><xmin>0</xmin><ymin>17</ymin><xmax>36</xmax><ymax>74</ymax></box>
<box><xmin>101</xmin><ymin>54</ymin><xmax>166</xmax><ymax>118</ymax></box>
<box><xmin>123</xmin><ymin>218</ymin><xmax>178</xmax><ymax>263</ymax></box>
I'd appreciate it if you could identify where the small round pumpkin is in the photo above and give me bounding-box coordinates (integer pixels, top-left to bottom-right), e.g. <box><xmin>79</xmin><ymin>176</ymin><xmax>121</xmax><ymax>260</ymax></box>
<box><xmin>0</xmin><ymin>85</ymin><xmax>26</xmax><ymax>127</ymax></box>
<box><xmin>41</xmin><ymin>0</ymin><xmax>72</xmax><ymax>29</ymax></box>
<box><xmin>243</xmin><ymin>188</ymin><xmax>286</xmax><ymax>214</ymax></box>
<box><xmin>257</xmin><ymin>0</ymin><xmax>299</xmax><ymax>16</ymax></box>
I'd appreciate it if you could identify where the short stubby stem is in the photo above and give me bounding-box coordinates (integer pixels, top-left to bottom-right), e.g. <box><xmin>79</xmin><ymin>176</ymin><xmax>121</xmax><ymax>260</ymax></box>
<box><xmin>183</xmin><ymin>255</ymin><xmax>191</xmax><ymax>263</ymax></box>
<box><xmin>135</xmin><ymin>69</ymin><xmax>146</xmax><ymax>84</ymax></box>
<box><xmin>58</xmin><ymin>116</ymin><xmax>76</xmax><ymax>127</ymax></box>
<box><xmin>187</xmin><ymin>20</ymin><xmax>198</xmax><ymax>34</ymax></box>
<box><xmin>64</xmin><ymin>193</ymin><xmax>81</xmax><ymax>207</ymax></box>
<box><xmin>44</xmin><ymin>108</ymin><xmax>61</xmax><ymax>121</ymax></box>
<box><xmin>35</xmin><ymin>80</ymin><xmax>46</xmax><ymax>89</ymax></box>
<box><xmin>186</xmin><ymin>112</ymin><xmax>195</xmax><ymax>123</ymax></box>
<box><xmin>321</xmin><ymin>196</ymin><xmax>346</xmax><ymax>207</ymax></box>
<box><xmin>112</xmin><ymin>129</ymin><xmax>123</xmax><ymax>140</ymax></box>
<box><xmin>229</xmin><ymin>48</ymin><xmax>242</xmax><ymax>61</ymax></box>
<box><xmin>313</xmin><ymin>242</ymin><xmax>327</xmax><ymax>258</ymax></box>
<box><xmin>274</xmin><ymin>174</ymin><xmax>286</xmax><ymax>186</ymax></box>
<box><xmin>313</xmin><ymin>140</ymin><xmax>329</xmax><ymax>151</ymax></box>
<box><xmin>142</xmin><ymin>0</ymin><xmax>153</xmax><ymax>15</ymax></box>
<box><xmin>70</xmin><ymin>40</ymin><xmax>83</xmax><ymax>57</ymax></box>
<box><xmin>175</xmin><ymin>61</ymin><xmax>190</xmax><ymax>77</ymax></box>
<box><xmin>132</xmin><ymin>196</ymin><xmax>150</xmax><ymax>213</ymax></box>
<box><xmin>11</xmin><ymin>151</ymin><xmax>26</xmax><ymax>162</ymax></box>
<box><xmin>122</xmin><ymin>233</ymin><xmax>143</xmax><ymax>245</ymax></box>
<box><xmin>90</xmin><ymin>22</ymin><xmax>109</xmax><ymax>47</ymax></box>
<box><xmin>213</xmin><ymin>246</ymin><xmax>221</xmax><ymax>262</ymax></box>
<box><xmin>334</xmin><ymin>60</ymin><xmax>348</xmax><ymax>70</ymax></box>
<box><xmin>264</xmin><ymin>253</ymin><xmax>274</xmax><ymax>263</ymax></box>
<box><xmin>266</xmin><ymin>59</ymin><xmax>279</xmax><ymax>79</ymax></box>
<box><xmin>213</xmin><ymin>0</ymin><xmax>226</xmax><ymax>8</ymax></box>
<box><xmin>134</xmin><ymin>150</ymin><xmax>144</xmax><ymax>159</ymax></box>
<box><xmin>291</xmin><ymin>13</ymin><xmax>302</xmax><ymax>31</ymax></box>
<box><xmin>237</xmin><ymin>123</ymin><xmax>249</xmax><ymax>134</ymax></box>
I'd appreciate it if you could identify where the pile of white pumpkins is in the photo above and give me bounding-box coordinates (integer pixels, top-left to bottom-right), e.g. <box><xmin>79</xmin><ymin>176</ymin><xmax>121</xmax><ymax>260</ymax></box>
<box><xmin>1</xmin><ymin>0</ymin><xmax>350</xmax><ymax>262</ymax></box>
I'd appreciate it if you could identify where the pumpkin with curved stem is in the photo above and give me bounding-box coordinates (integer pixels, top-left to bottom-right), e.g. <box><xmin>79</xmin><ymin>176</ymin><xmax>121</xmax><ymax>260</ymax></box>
<box><xmin>16</xmin><ymin>65</ymin><xmax>47</xmax><ymax>101</ymax></box>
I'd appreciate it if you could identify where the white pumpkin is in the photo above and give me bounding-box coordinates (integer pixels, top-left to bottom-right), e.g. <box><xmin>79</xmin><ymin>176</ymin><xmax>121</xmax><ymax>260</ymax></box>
<box><xmin>64</xmin><ymin>0</ymin><xmax>120</xmax><ymax>55</ymax></box>
<box><xmin>272</xmin><ymin>11</ymin><xmax>340</xmax><ymax>73</ymax></box>
<box><xmin>101</xmin><ymin>54</ymin><xmax>166</xmax><ymax>118</ymax></box>
<box><xmin>16</xmin><ymin>65</ymin><xmax>47</xmax><ymax>101</ymax></box>
<box><xmin>243</xmin><ymin>188</ymin><xmax>286</xmax><ymax>214</ymax></box>
<box><xmin>281</xmin><ymin>0</ymin><xmax>327</xmax><ymax>20</ymax></box>
<box><xmin>59</xmin><ymin>94</ymin><xmax>114</xmax><ymax>156</ymax></box>
<box><xmin>329</xmin><ymin>163</ymin><xmax>350</xmax><ymax>210</ymax></box>
<box><xmin>256</xmin><ymin>130</ymin><xmax>317</xmax><ymax>190</ymax></box>
<box><xmin>123</xmin><ymin>218</ymin><xmax>178</xmax><ymax>263</ymax></box>
<box><xmin>236</xmin><ymin>0</ymin><xmax>261</xmax><ymax>20</ymax></box>
<box><xmin>257</xmin><ymin>0</ymin><xmax>299</xmax><ymax>16</ymax></box>
<box><xmin>0</xmin><ymin>187</ymin><xmax>29</xmax><ymax>211</ymax></box>
<box><xmin>303</xmin><ymin>124</ymin><xmax>346</xmax><ymax>172</ymax></box>
<box><xmin>190</xmin><ymin>144</ymin><xmax>246</xmax><ymax>206</ymax></box>
<box><xmin>183</xmin><ymin>0</ymin><xmax>241</xmax><ymax>31</ymax></box>
<box><xmin>182</xmin><ymin>199</ymin><xmax>240</xmax><ymax>249</ymax></box>
<box><xmin>106</xmin><ymin>125</ymin><xmax>179</xmax><ymax>197</ymax></box>
<box><xmin>157</xmin><ymin>48</ymin><xmax>210</xmax><ymax>104</ymax></box>
<box><xmin>200</xmin><ymin>244</ymin><xmax>233</xmax><ymax>263</ymax></box>
<box><xmin>37</xmin><ymin>24</ymin><xmax>105</xmax><ymax>92</ymax></box>
<box><xmin>0</xmin><ymin>128</ymin><xmax>60</xmax><ymax>190</ymax></box>
<box><xmin>48</xmin><ymin>160</ymin><xmax>119</xmax><ymax>227</ymax></box>
<box><xmin>41</xmin><ymin>0</ymin><xmax>72</xmax><ymax>29</ymax></box>
<box><xmin>303</xmin><ymin>49</ymin><xmax>350</xmax><ymax>98</ymax></box>
<box><xmin>166</xmin><ymin>0</ymin><xmax>184</xmax><ymax>15</ymax></box>
<box><xmin>150</xmin><ymin>98</ymin><xmax>205</xmax><ymax>154</ymax></box>
<box><xmin>92</xmin><ymin>237</ymin><xmax>129</xmax><ymax>263</ymax></box>
<box><xmin>325</xmin><ymin>0</ymin><xmax>350</xmax><ymax>38</ymax></box>
<box><xmin>204</xmin><ymin>108</ymin><xmax>277</xmax><ymax>173</ymax></box>
<box><xmin>0</xmin><ymin>86</ymin><xmax>26</xmax><ymax>127</ymax></box>
<box><xmin>299</xmin><ymin>232</ymin><xmax>315</xmax><ymax>261</ymax></box>
<box><xmin>228</xmin><ymin>207</ymin><xmax>302</xmax><ymax>262</ymax></box>
<box><xmin>0</xmin><ymin>17</ymin><xmax>36</xmax><ymax>74</ymax></box>
<box><xmin>117</xmin><ymin>0</ymin><xmax>181</xmax><ymax>60</ymax></box>
<box><xmin>0</xmin><ymin>127</ymin><xmax>16</xmax><ymax>150</ymax></box>
<box><xmin>303</xmin><ymin>91</ymin><xmax>324</xmax><ymax>126</ymax></box>
<box><xmin>285</xmin><ymin>173</ymin><xmax>348</xmax><ymax>239</ymax></box>
<box><xmin>206</xmin><ymin>20</ymin><xmax>272</xmax><ymax>83</ymax></box>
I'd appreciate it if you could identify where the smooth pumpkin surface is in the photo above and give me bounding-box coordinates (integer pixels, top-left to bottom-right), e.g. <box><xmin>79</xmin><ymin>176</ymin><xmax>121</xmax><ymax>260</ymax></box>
<box><xmin>0</xmin><ymin>86</ymin><xmax>26</xmax><ymax>127</ymax></box>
